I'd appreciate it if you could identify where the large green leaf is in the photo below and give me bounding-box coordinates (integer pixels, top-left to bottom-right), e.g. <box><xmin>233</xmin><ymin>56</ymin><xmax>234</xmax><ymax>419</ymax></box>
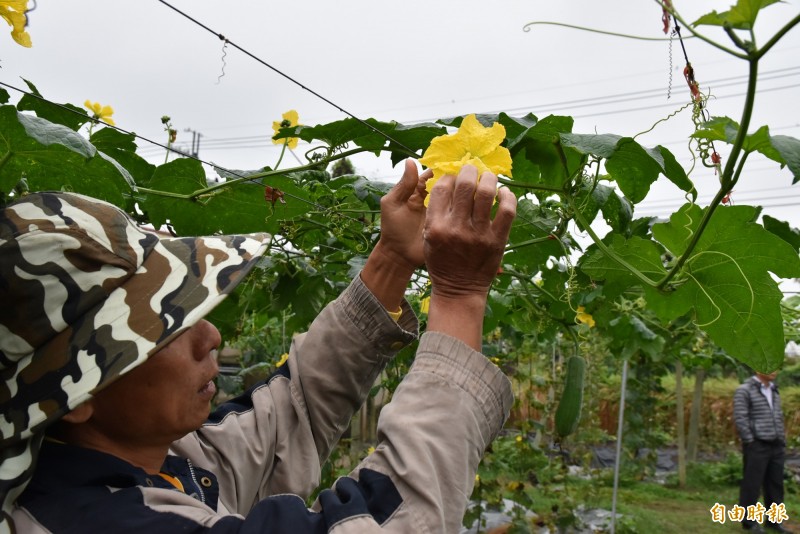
<box><xmin>605</xmin><ymin>138</ymin><xmax>663</xmax><ymax>204</ymax></box>
<box><xmin>769</xmin><ymin>135</ymin><xmax>800</xmax><ymax>184</ymax></box>
<box><xmin>16</xmin><ymin>79</ymin><xmax>90</xmax><ymax>131</ymax></box>
<box><xmin>692</xmin><ymin>0</ymin><xmax>782</xmax><ymax>29</ymax></box>
<box><xmin>575</xmin><ymin>182</ymin><xmax>633</xmax><ymax>233</ymax></box>
<box><xmin>91</xmin><ymin>128</ymin><xmax>156</xmax><ymax>186</ymax></box>
<box><xmin>579</xmin><ymin>234</ymin><xmax>667</xmax><ymax>298</ymax></box>
<box><xmin>140</xmin><ymin>159</ymin><xmax>313</xmax><ymax>236</ymax></box>
<box><xmin>509</xmin><ymin>116</ymin><xmax>576</xmax><ymax>195</ymax></box>
<box><xmin>560</xmin><ymin>134</ymin><xmax>694</xmax><ymax>203</ymax></box>
<box><xmin>560</xmin><ymin>133</ymin><xmax>619</xmax><ymax>159</ymax></box>
<box><xmin>506</xmin><ymin>198</ymin><xmax>564</xmax><ymax>271</ymax></box>
<box><xmin>692</xmin><ymin>119</ymin><xmax>797</xmax><ymax>174</ymax></box>
<box><xmin>763</xmin><ymin>215</ymin><xmax>800</xmax><ymax>252</ymax></box>
<box><xmin>0</xmin><ymin>106</ymin><xmax>130</xmax><ymax>206</ymax></box>
<box><xmin>649</xmin><ymin>203</ymin><xmax>800</xmax><ymax>371</ymax></box>
<box><xmin>607</xmin><ymin>315</ymin><xmax>665</xmax><ymax>360</ymax></box>
<box><xmin>657</xmin><ymin>145</ymin><xmax>696</xmax><ymax>200</ymax></box>
<box><xmin>287</xmin><ymin>118</ymin><xmax>441</xmax><ymax>160</ymax></box>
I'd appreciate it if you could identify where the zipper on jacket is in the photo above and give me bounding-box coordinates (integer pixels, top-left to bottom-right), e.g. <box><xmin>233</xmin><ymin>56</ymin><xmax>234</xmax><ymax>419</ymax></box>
<box><xmin>186</xmin><ymin>458</ymin><xmax>206</xmax><ymax>505</ymax></box>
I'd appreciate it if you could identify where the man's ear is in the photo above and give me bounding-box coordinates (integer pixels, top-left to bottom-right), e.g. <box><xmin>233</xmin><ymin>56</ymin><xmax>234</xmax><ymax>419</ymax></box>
<box><xmin>61</xmin><ymin>400</ymin><xmax>95</xmax><ymax>424</ymax></box>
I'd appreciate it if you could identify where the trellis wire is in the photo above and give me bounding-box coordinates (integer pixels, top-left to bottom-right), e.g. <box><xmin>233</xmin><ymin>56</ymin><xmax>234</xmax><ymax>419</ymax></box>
<box><xmin>157</xmin><ymin>0</ymin><xmax>417</xmax><ymax>157</ymax></box>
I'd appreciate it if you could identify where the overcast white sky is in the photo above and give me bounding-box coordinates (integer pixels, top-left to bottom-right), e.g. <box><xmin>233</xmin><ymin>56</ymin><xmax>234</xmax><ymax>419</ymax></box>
<box><xmin>2</xmin><ymin>0</ymin><xmax>799</xmax><ymax>228</ymax></box>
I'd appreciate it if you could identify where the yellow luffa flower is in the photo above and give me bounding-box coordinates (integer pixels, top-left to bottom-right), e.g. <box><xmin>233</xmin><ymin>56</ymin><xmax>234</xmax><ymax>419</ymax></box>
<box><xmin>84</xmin><ymin>100</ymin><xmax>115</xmax><ymax>126</ymax></box>
<box><xmin>418</xmin><ymin>114</ymin><xmax>512</xmax><ymax>205</ymax></box>
<box><xmin>419</xmin><ymin>296</ymin><xmax>430</xmax><ymax>315</ymax></box>
<box><xmin>272</xmin><ymin>110</ymin><xmax>300</xmax><ymax>149</ymax></box>
<box><xmin>1</xmin><ymin>0</ymin><xmax>31</xmax><ymax>47</ymax></box>
<box><xmin>575</xmin><ymin>306</ymin><xmax>596</xmax><ymax>328</ymax></box>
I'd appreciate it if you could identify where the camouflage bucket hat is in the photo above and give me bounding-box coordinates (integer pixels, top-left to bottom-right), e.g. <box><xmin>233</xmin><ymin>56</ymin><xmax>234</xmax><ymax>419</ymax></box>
<box><xmin>0</xmin><ymin>191</ymin><xmax>269</xmax><ymax>530</ymax></box>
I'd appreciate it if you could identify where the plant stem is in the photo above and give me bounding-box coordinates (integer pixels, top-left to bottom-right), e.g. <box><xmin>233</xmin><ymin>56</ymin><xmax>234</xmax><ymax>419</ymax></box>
<box><xmin>522</xmin><ymin>21</ymin><xmax>683</xmax><ymax>41</ymax></box>
<box><xmin>758</xmin><ymin>13</ymin><xmax>800</xmax><ymax>59</ymax></box>
<box><xmin>567</xmin><ymin>195</ymin><xmax>658</xmax><ymax>288</ymax></box>
<box><xmin>505</xmin><ymin>235</ymin><xmax>559</xmax><ymax>252</ymax></box>
<box><xmin>497</xmin><ymin>177</ymin><xmax>564</xmax><ymax>194</ymax></box>
<box><xmin>656</xmin><ymin>0</ymin><xmax>747</xmax><ymax>59</ymax></box>
<box><xmin>274</xmin><ymin>141</ymin><xmax>288</xmax><ymax>169</ymax></box>
<box><xmin>657</xmin><ymin>55</ymin><xmax>759</xmax><ymax>289</ymax></box>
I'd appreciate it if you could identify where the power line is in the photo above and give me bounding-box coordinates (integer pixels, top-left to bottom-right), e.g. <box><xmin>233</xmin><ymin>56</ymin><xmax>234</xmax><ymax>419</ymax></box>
<box><xmin>134</xmin><ymin>65</ymin><xmax>799</xmax><ymax>158</ymax></box>
<box><xmin>156</xmin><ymin>0</ymin><xmax>417</xmax><ymax>157</ymax></box>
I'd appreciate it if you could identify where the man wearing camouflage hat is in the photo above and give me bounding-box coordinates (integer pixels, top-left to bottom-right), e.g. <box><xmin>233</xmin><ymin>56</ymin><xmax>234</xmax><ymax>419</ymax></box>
<box><xmin>1</xmin><ymin>162</ymin><xmax>516</xmax><ymax>533</ymax></box>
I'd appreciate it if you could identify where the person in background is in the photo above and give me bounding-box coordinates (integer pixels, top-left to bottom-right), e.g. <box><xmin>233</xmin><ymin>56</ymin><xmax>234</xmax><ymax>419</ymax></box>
<box><xmin>733</xmin><ymin>368</ymin><xmax>789</xmax><ymax>533</ymax></box>
<box><xmin>0</xmin><ymin>161</ymin><xmax>517</xmax><ymax>533</ymax></box>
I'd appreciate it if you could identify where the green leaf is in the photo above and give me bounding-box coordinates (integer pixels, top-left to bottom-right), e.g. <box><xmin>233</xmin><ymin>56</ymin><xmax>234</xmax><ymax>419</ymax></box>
<box><xmin>386</xmin><ymin>122</ymin><xmax>445</xmax><ymax>165</ymax></box>
<box><xmin>16</xmin><ymin>79</ymin><xmax>90</xmax><ymax>131</ymax></box>
<box><xmin>579</xmin><ymin>234</ymin><xmax>667</xmax><ymax>296</ymax></box>
<box><xmin>593</xmin><ymin>184</ymin><xmax>634</xmax><ymax>233</ymax></box>
<box><xmin>17</xmin><ymin>111</ymin><xmax>95</xmax><ymax>158</ymax></box>
<box><xmin>769</xmin><ymin>135</ymin><xmax>800</xmax><ymax>184</ymax></box>
<box><xmin>506</xmin><ymin>199</ymin><xmax>564</xmax><ymax>271</ymax></box>
<box><xmin>509</xmin><ymin>116</ymin><xmax>577</xmax><ymax>194</ymax></box>
<box><xmin>692</xmin><ymin>0</ymin><xmax>781</xmax><ymax>29</ymax></box>
<box><xmin>650</xmin><ymin>203</ymin><xmax>800</xmax><ymax>371</ymax></box>
<box><xmin>560</xmin><ymin>133</ymin><xmax>620</xmax><ymax>159</ymax></box>
<box><xmin>141</xmin><ymin>159</ymin><xmax>312</xmax><ymax>236</ymax></box>
<box><xmin>762</xmin><ymin>215</ymin><xmax>800</xmax><ymax>253</ymax></box>
<box><xmin>605</xmin><ymin>138</ymin><xmax>663</xmax><ymax>204</ymax></box>
<box><xmin>0</xmin><ymin>106</ymin><xmax>130</xmax><ymax>206</ymax></box>
<box><xmin>289</xmin><ymin>118</ymin><xmax>438</xmax><ymax>160</ymax></box>
<box><xmin>607</xmin><ymin>315</ymin><xmax>665</xmax><ymax>360</ymax></box>
<box><xmin>560</xmin><ymin>135</ymin><xmax>689</xmax><ymax>204</ymax></box>
<box><xmin>692</xmin><ymin>116</ymin><xmax>739</xmax><ymax>144</ymax></box>
<box><xmin>90</xmin><ymin>127</ymin><xmax>137</xmax><ymax>152</ymax></box>
<box><xmin>657</xmin><ymin>146</ymin><xmax>696</xmax><ymax>201</ymax></box>
<box><xmin>90</xmin><ymin>128</ymin><xmax>155</xmax><ymax>186</ymax></box>
<box><xmin>693</xmin><ymin>120</ymin><xmax>792</xmax><ymax>170</ymax></box>
<box><xmin>506</xmin><ymin>114</ymin><xmax>572</xmax><ymax>153</ymax></box>
<box><xmin>0</xmin><ymin>88</ymin><xmax>9</xmax><ymax>104</ymax></box>
<box><xmin>497</xmin><ymin>112</ymin><xmax>538</xmax><ymax>143</ymax></box>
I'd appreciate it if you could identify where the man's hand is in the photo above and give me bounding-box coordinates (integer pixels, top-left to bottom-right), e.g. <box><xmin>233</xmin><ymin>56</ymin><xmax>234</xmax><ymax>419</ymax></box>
<box><xmin>374</xmin><ymin>159</ymin><xmax>431</xmax><ymax>272</ymax></box>
<box><xmin>424</xmin><ymin>165</ymin><xmax>517</xmax><ymax>350</ymax></box>
<box><xmin>360</xmin><ymin>159</ymin><xmax>431</xmax><ymax>313</ymax></box>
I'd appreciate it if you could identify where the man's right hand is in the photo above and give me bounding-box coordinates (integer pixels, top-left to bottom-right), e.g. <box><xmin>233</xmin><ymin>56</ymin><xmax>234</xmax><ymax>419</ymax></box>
<box><xmin>423</xmin><ymin>165</ymin><xmax>516</xmax><ymax>350</ymax></box>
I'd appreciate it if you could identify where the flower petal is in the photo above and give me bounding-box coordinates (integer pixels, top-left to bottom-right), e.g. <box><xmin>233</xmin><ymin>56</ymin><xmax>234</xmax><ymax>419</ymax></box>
<box><xmin>479</xmin><ymin>147</ymin><xmax>513</xmax><ymax>177</ymax></box>
<box><xmin>282</xmin><ymin>109</ymin><xmax>299</xmax><ymax>127</ymax></box>
<box><xmin>84</xmin><ymin>100</ymin><xmax>101</xmax><ymax>115</ymax></box>
<box><xmin>419</xmin><ymin>131</ymin><xmax>467</xmax><ymax>170</ymax></box>
<box><xmin>1</xmin><ymin>2</ymin><xmax>31</xmax><ymax>47</ymax></box>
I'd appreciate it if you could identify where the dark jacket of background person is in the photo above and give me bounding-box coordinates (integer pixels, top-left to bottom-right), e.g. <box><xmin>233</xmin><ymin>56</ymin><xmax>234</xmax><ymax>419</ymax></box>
<box><xmin>734</xmin><ymin>377</ymin><xmax>785</xmax><ymax>444</ymax></box>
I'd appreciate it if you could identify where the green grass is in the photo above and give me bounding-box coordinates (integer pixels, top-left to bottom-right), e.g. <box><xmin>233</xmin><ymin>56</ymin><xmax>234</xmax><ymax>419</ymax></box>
<box><xmin>511</xmin><ymin>464</ymin><xmax>800</xmax><ymax>533</ymax></box>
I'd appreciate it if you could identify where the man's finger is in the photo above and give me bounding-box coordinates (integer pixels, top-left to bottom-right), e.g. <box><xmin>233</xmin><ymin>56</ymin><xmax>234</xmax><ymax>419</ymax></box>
<box><xmin>472</xmin><ymin>172</ymin><xmax>498</xmax><ymax>225</ymax></box>
<box><xmin>384</xmin><ymin>159</ymin><xmax>419</xmax><ymax>203</ymax></box>
<box><xmin>451</xmin><ymin>165</ymin><xmax>479</xmax><ymax>219</ymax></box>
<box><xmin>426</xmin><ymin>173</ymin><xmax>455</xmax><ymax>220</ymax></box>
<box><xmin>492</xmin><ymin>187</ymin><xmax>517</xmax><ymax>240</ymax></box>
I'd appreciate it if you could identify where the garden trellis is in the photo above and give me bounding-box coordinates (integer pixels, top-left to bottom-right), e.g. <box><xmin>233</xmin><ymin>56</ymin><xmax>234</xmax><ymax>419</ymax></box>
<box><xmin>3</xmin><ymin>1</ymin><xmax>800</xmax><ymax>531</ymax></box>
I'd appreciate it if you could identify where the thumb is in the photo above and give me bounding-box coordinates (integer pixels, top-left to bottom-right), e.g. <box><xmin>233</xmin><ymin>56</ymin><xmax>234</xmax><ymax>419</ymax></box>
<box><xmin>384</xmin><ymin>159</ymin><xmax>419</xmax><ymax>203</ymax></box>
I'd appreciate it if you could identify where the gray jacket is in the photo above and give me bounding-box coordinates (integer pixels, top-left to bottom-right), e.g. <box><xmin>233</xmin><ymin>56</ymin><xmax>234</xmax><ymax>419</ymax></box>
<box><xmin>13</xmin><ymin>274</ymin><xmax>513</xmax><ymax>533</ymax></box>
<box><xmin>733</xmin><ymin>377</ymin><xmax>785</xmax><ymax>444</ymax></box>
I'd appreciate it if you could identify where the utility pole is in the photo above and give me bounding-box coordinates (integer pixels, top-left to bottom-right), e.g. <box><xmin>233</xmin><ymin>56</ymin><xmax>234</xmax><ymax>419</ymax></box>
<box><xmin>171</xmin><ymin>128</ymin><xmax>203</xmax><ymax>158</ymax></box>
<box><xmin>185</xmin><ymin>128</ymin><xmax>202</xmax><ymax>158</ymax></box>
